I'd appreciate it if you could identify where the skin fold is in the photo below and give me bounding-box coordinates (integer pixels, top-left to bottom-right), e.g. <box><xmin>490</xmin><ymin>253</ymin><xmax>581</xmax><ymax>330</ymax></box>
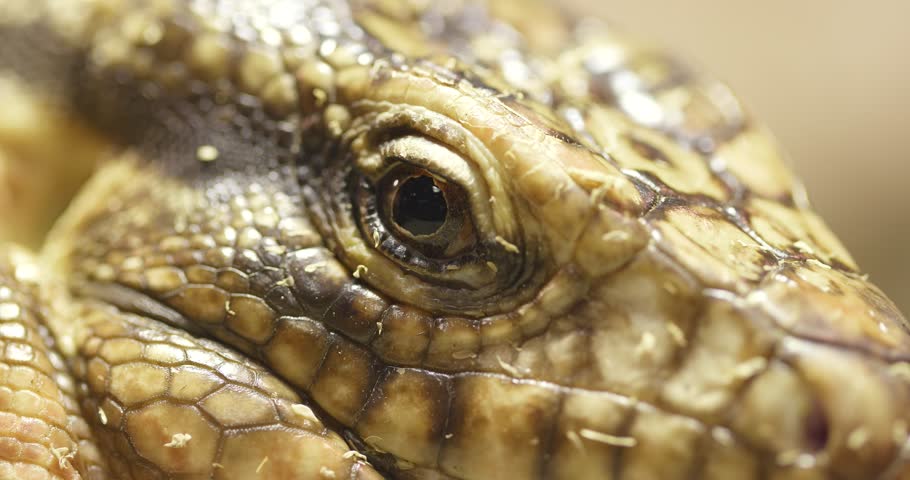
<box><xmin>0</xmin><ymin>0</ymin><xmax>908</xmax><ymax>479</ymax></box>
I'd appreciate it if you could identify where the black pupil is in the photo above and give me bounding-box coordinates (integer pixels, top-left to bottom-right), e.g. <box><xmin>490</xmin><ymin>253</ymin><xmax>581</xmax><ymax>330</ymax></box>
<box><xmin>393</xmin><ymin>175</ymin><xmax>448</xmax><ymax>236</ymax></box>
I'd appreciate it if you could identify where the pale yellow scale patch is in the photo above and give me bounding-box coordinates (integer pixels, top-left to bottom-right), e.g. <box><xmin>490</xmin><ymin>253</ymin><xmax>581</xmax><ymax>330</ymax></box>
<box><xmin>109</xmin><ymin>362</ymin><xmax>170</xmax><ymax>405</ymax></box>
<box><xmin>661</xmin><ymin>299</ymin><xmax>777</xmax><ymax>418</ymax></box>
<box><xmin>716</xmin><ymin>128</ymin><xmax>796</xmax><ymax>200</ymax></box>
<box><xmin>622</xmin><ymin>408</ymin><xmax>704</xmax><ymax>480</ymax></box>
<box><xmin>585</xmin><ymin>106</ymin><xmax>728</xmax><ymax>200</ymax></box>
<box><xmin>144</xmin><ymin>265</ymin><xmax>186</xmax><ymax>293</ymax></box>
<box><xmin>546</xmin><ymin>389</ymin><xmax>633</xmax><ymax>477</ymax></box>
<box><xmin>584</xmin><ymin>254</ymin><xmax>697</xmax><ymax>398</ymax></box>
<box><xmin>573</xmin><ymin>204</ymin><xmax>649</xmax><ymax>278</ymax></box>
<box><xmin>199</xmin><ymin>386</ymin><xmax>278</xmax><ymax>427</ymax></box>
<box><xmin>225</xmin><ymin>294</ymin><xmax>277</xmax><ymax>344</ymax></box>
<box><xmin>170</xmin><ymin>365</ymin><xmax>221</xmax><ymax>401</ymax></box>
<box><xmin>127</xmin><ymin>403</ymin><xmax>220</xmax><ymax>474</ymax></box>
<box><xmin>439</xmin><ymin>376</ymin><xmax>560</xmax><ymax>479</ymax></box>
<box><xmin>747</xmin><ymin>197</ymin><xmax>857</xmax><ymax>270</ymax></box>
<box><xmin>757</xmin><ymin>261</ymin><xmax>909</xmax><ymax>351</ymax></box>
<box><xmin>654</xmin><ymin>206</ymin><xmax>767</xmax><ymax>292</ymax></box>
<box><xmin>145</xmin><ymin>343</ymin><xmax>186</xmax><ymax>364</ymax></box>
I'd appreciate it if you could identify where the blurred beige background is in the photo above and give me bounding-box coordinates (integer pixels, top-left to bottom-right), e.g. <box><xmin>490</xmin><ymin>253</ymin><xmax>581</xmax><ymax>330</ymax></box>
<box><xmin>567</xmin><ymin>0</ymin><xmax>910</xmax><ymax>314</ymax></box>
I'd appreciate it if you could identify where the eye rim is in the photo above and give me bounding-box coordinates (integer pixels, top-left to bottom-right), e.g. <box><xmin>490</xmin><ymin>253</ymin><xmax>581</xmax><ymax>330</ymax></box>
<box><xmin>389</xmin><ymin>171</ymin><xmax>450</xmax><ymax>238</ymax></box>
<box><xmin>353</xmin><ymin>162</ymin><xmax>491</xmax><ymax>286</ymax></box>
<box><xmin>350</xmin><ymin>131</ymin><xmax>506</xmax><ymax>288</ymax></box>
<box><xmin>355</xmin><ymin>130</ymin><xmax>504</xmax><ymax>241</ymax></box>
<box><xmin>378</xmin><ymin>162</ymin><xmax>477</xmax><ymax>258</ymax></box>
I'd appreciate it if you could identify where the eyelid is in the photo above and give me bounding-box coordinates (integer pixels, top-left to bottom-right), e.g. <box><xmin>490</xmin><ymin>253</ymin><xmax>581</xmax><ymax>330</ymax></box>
<box><xmin>379</xmin><ymin>165</ymin><xmax>475</xmax><ymax>254</ymax></box>
<box><xmin>375</xmin><ymin>135</ymin><xmax>497</xmax><ymax>240</ymax></box>
<box><xmin>379</xmin><ymin>136</ymin><xmax>472</xmax><ymax>186</ymax></box>
<box><xmin>347</xmin><ymin>104</ymin><xmax>519</xmax><ymax>242</ymax></box>
<box><xmin>354</xmin><ymin>175</ymin><xmax>493</xmax><ymax>289</ymax></box>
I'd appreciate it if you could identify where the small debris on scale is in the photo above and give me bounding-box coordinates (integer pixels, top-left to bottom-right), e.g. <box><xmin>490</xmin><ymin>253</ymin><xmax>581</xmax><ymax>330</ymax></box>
<box><xmin>666</xmin><ymin>323</ymin><xmax>687</xmax><ymax>346</ymax></box>
<box><xmin>353</xmin><ymin>264</ymin><xmax>368</xmax><ymax>278</ymax></box>
<box><xmin>566</xmin><ymin>430</ymin><xmax>584</xmax><ymax>450</ymax></box>
<box><xmin>847</xmin><ymin>428</ymin><xmax>869</xmax><ymax>451</ymax></box>
<box><xmin>304</xmin><ymin>261</ymin><xmax>326</xmax><ymax>273</ymax></box>
<box><xmin>634</xmin><ymin>331</ymin><xmax>656</xmax><ymax>357</ymax></box>
<box><xmin>578</xmin><ymin>428</ymin><xmax>637</xmax><ymax>448</ymax></box>
<box><xmin>342</xmin><ymin>450</ymin><xmax>369</xmax><ymax>462</ymax></box>
<box><xmin>51</xmin><ymin>446</ymin><xmax>76</xmax><ymax>469</ymax></box>
<box><xmin>196</xmin><ymin>145</ymin><xmax>219</xmax><ymax>162</ymax></box>
<box><xmin>731</xmin><ymin>356</ymin><xmax>767</xmax><ymax>381</ymax></box>
<box><xmin>497</xmin><ymin>355</ymin><xmax>523</xmax><ymax>377</ymax></box>
<box><xmin>495</xmin><ymin>235</ymin><xmax>520</xmax><ymax>254</ymax></box>
<box><xmin>164</xmin><ymin>433</ymin><xmax>192</xmax><ymax>448</ymax></box>
<box><xmin>291</xmin><ymin>403</ymin><xmax>320</xmax><ymax>424</ymax></box>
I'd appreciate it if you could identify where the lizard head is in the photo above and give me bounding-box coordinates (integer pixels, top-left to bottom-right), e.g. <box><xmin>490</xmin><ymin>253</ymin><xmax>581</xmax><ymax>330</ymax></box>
<box><xmin>40</xmin><ymin>1</ymin><xmax>910</xmax><ymax>479</ymax></box>
<box><xmin>295</xmin><ymin>46</ymin><xmax>910</xmax><ymax>479</ymax></box>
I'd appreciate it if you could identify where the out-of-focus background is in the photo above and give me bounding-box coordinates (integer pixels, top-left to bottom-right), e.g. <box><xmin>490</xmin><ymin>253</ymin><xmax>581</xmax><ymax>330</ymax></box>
<box><xmin>567</xmin><ymin>0</ymin><xmax>910</xmax><ymax>313</ymax></box>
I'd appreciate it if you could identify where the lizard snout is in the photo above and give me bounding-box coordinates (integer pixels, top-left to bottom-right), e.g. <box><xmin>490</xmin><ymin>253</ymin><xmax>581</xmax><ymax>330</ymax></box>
<box><xmin>737</xmin><ymin>262</ymin><xmax>910</xmax><ymax>479</ymax></box>
<box><xmin>778</xmin><ymin>338</ymin><xmax>910</xmax><ymax>479</ymax></box>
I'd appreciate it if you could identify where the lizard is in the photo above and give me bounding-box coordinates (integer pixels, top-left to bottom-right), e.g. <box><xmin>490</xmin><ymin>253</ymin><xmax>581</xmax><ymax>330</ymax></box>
<box><xmin>0</xmin><ymin>0</ymin><xmax>908</xmax><ymax>479</ymax></box>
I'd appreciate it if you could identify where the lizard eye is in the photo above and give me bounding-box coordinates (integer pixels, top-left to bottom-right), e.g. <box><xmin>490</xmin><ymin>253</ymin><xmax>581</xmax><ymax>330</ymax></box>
<box><xmin>391</xmin><ymin>172</ymin><xmax>446</xmax><ymax>236</ymax></box>
<box><xmin>377</xmin><ymin>164</ymin><xmax>476</xmax><ymax>258</ymax></box>
<box><xmin>354</xmin><ymin>135</ymin><xmax>483</xmax><ymax>274</ymax></box>
<box><xmin>308</xmin><ymin>106</ymin><xmax>540</xmax><ymax>314</ymax></box>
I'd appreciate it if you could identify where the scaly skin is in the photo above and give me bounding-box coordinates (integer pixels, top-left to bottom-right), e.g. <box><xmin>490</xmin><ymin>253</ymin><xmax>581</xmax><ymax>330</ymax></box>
<box><xmin>0</xmin><ymin>1</ymin><xmax>908</xmax><ymax>479</ymax></box>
